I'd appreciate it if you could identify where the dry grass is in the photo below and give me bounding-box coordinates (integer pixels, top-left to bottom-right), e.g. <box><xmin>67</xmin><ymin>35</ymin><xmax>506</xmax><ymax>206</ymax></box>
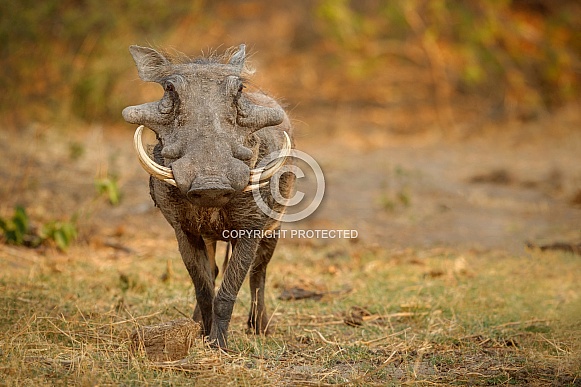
<box><xmin>1</xmin><ymin>240</ymin><xmax>579</xmax><ymax>386</ymax></box>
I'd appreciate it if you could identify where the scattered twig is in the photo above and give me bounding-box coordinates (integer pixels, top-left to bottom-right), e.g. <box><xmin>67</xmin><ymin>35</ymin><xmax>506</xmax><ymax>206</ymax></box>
<box><xmin>172</xmin><ymin>307</ymin><xmax>190</xmax><ymax>319</ymax></box>
<box><xmin>278</xmin><ymin>286</ymin><xmax>352</xmax><ymax>301</ymax></box>
<box><xmin>42</xmin><ymin>316</ymin><xmax>82</xmax><ymax>345</ymax></box>
<box><xmin>527</xmin><ymin>241</ymin><xmax>581</xmax><ymax>255</ymax></box>
<box><xmin>104</xmin><ymin>240</ymin><xmax>135</xmax><ymax>254</ymax></box>
<box><xmin>148</xmin><ymin>357</ymin><xmax>219</xmax><ymax>372</ymax></box>
<box><xmin>296</xmin><ymin>320</ymin><xmax>345</xmax><ymax>327</ymax></box>
<box><xmin>539</xmin><ymin>334</ymin><xmax>568</xmax><ymax>354</ymax></box>
<box><xmin>492</xmin><ymin>319</ymin><xmax>551</xmax><ymax>329</ymax></box>
<box><xmin>288</xmin><ymin>311</ymin><xmax>431</xmax><ymax>328</ymax></box>
<box><xmin>89</xmin><ymin>311</ymin><xmax>163</xmax><ymax>327</ymax></box>
<box><xmin>359</xmin><ymin>327</ymin><xmax>412</xmax><ymax>346</ymax></box>
<box><xmin>304</xmin><ymin>329</ymin><xmax>342</xmax><ymax>347</ymax></box>
<box><xmin>24</xmin><ymin>356</ymin><xmax>80</xmax><ymax>371</ymax></box>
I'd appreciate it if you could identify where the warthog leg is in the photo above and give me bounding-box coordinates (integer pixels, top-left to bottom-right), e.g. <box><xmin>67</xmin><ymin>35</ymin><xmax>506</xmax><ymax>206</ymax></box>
<box><xmin>211</xmin><ymin>236</ymin><xmax>260</xmax><ymax>348</ymax></box>
<box><xmin>192</xmin><ymin>239</ymin><xmax>219</xmax><ymax>325</ymax></box>
<box><xmin>175</xmin><ymin>229</ymin><xmax>215</xmax><ymax>337</ymax></box>
<box><xmin>248</xmin><ymin>235</ymin><xmax>278</xmax><ymax>334</ymax></box>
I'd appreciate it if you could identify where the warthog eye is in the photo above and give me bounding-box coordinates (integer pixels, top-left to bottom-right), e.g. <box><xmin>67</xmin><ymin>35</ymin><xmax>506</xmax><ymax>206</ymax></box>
<box><xmin>159</xmin><ymin>80</ymin><xmax>178</xmax><ymax>114</ymax></box>
<box><xmin>225</xmin><ymin>76</ymin><xmax>244</xmax><ymax>100</ymax></box>
<box><xmin>164</xmin><ymin>81</ymin><xmax>175</xmax><ymax>93</ymax></box>
<box><xmin>235</xmin><ymin>82</ymin><xmax>245</xmax><ymax>105</ymax></box>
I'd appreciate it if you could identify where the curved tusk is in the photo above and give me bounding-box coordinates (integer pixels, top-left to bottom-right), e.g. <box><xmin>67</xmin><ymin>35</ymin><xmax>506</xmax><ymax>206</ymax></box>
<box><xmin>242</xmin><ymin>180</ymin><xmax>269</xmax><ymax>192</ymax></box>
<box><xmin>133</xmin><ymin>125</ymin><xmax>177</xmax><ymax>186</ymax></box>
<box><xmin>246</xmin><ymin>131</ymin><xmax>292</xmax><ymax>191</ymax></box>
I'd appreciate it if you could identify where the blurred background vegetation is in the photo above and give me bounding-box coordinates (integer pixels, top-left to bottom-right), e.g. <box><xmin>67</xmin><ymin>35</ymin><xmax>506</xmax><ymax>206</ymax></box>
<box><xmin>1</xmin><ymin>0</ymin><xmax>579</xmax><ymax>131</ymax></box>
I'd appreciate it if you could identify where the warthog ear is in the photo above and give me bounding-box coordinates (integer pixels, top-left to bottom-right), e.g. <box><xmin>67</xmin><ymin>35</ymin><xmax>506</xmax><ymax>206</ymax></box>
<box><xmin>129</xmin><ymin>45</ymin><xmax>170</xmax><ymax>82</ymax></box>
<box><xmin>229</xmin><ymin>44</ymin><xmax>246</xmax><ymax>70</ymax></box>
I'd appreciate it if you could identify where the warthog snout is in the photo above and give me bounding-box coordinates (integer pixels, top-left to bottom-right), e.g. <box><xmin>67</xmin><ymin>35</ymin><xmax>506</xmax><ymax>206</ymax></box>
<box><xmin>168</xmin><ymin>151</ymin><xmax>249</xmax><ymax>206</ymax></box>
<box><xmin>187</xmin><ymin>178</ymin><xmax>235</xmax><ymax>207</ymax></box>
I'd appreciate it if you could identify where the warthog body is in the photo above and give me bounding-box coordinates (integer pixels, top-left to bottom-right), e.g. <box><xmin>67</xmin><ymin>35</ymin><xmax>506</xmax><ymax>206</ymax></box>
<box><xmin>122</xmin><ymin>45</ymin><xmax>294</xmax><ymax>348</ymax></box>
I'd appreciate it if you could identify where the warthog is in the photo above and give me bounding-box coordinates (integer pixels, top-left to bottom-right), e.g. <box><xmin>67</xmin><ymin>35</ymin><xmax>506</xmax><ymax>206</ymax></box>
<box><xmin>122</xmin><ymin>44</ymin><xmax>294</xmax><ymax>348</ymax></box>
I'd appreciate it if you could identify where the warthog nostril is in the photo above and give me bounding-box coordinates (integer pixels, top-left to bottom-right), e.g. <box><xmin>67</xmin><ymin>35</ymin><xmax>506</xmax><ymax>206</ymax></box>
<box><xmin>187</xmin><ymin>185</ymin><xmax>235</xmax><ymax>207</ymax></box>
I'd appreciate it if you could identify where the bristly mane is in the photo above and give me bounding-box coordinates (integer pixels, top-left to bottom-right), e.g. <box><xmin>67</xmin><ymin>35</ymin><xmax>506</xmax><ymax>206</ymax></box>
<box><xmin>158</xmin><ymin>46</ymin><xmax>255</xmax><ymax>76</ymax></box>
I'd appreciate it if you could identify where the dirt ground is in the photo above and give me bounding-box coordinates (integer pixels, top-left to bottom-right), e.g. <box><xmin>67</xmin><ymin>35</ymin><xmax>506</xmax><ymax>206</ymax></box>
<box><xmin>1</xmin><ymin>102</ymin><xmax>580</xmax><ymax>256</ymax></box>
<box><xmin>296</xmin><ymin>104</ymin><xmax>581</xmax><ymax>253</ymax></box>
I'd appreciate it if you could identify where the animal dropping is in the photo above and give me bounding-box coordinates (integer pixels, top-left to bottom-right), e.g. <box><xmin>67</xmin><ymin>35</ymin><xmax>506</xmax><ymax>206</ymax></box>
<box><xmin>123</xmin><ymin>44</ymin><xmax>294</xmax><ymax>348</ymax></box>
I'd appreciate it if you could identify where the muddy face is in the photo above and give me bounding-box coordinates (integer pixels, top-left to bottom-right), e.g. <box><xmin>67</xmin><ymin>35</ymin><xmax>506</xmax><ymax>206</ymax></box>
<box><xmin>123</xmin><ymin>45</ymin><xmax>284</xmax><ymax>207</ymax></box>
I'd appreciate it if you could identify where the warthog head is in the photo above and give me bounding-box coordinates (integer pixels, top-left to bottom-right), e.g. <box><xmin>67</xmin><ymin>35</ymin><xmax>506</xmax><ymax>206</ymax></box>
<box><xmin>123</xmin><ymin>44</ymin><xmax>288</xmax><ymax>207</ymax></box>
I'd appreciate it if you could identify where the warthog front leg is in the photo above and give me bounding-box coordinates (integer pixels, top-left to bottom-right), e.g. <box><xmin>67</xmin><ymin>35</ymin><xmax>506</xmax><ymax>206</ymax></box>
<box><xmin>193</xmin><ymin>239</ymin><xmax>219</xmax><ymax>325</ymax></box>
<box><xmin>248</xmin><ymin>235</ymin><xmax>278</xmax><ymax>334</ymax></box>
<box><xmin>175</xmin><ymin>228</ymin><xmax>215</xmax><ymax>336</ymax></box>
<box><xmin>210</xmin><ymin>236</ymin><xmax>260</xmax><ymax>348</ymax></box>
